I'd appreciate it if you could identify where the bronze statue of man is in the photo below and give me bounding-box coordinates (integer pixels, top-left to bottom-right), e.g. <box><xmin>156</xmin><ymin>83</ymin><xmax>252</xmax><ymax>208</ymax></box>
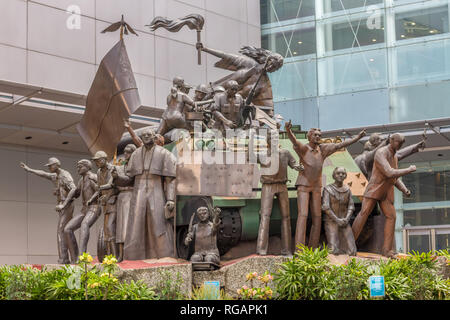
<box><xmin>322</xmin><ymin>167</ymin><xmax>357</xmax><ymax>256</ymax></box>
<box><xmin>355</xmin><ymin>132</ymin><xmax>425</xmax><ymax>180</ymax></box>
<box><xmin>111</xmin><ymin>144</ymin><xmax>136</xmax><ymax>262</ymax></box>
<box><xmin>87</xmin><ymin>151</ymin><xmax>119</xmax><ymax>259</ymax></box>
<box><xmin>212</xmin><ymin>80</ymin><xmax>245</xmax><ymax>133</ymax></box>
<box><xmin>184</xmin><ymin>206</ymin><xmax>221</xmax><ymax>264</ymax></box>
<box><xmin>20</xmin><ymin>158</ymin><xmax>76</xmax><ymax>264</ymax></box>
<box><xmin>352</xmin><ymin>133</ymin><xmax>416</xmax><ymax>257</ymax></box>
<box><xmin>285</xmin><ymin>121</ymin><xmax>366</xmax><ymax>249</ymax></box>
<box><xmin>256</xmin><ymin>132</ymin><xmax>303</xmax><ymax>256</ymax></box>
<box><xmin>57</xmin><ymin>159</ymin><xmax>100</xmax><ymax>263</ymax></box>
<box><xmin>114</xmin><ymin>128</ymin><xmax>177</xmax><ymax>260</ymax></box>
<box><xmin>157</xmin><ymin>84</ymin><xmax>196</xmax><ymax>139</ymax></box>
<box><xmin>355</xmin><ymin>133</ymin><xmax>387</xmax><ymax>179</ymax></box>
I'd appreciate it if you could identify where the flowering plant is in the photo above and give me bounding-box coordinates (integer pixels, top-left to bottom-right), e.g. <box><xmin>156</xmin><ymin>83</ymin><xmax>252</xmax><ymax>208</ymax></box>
<box><xmin>237</xmin><ymin>271</ymin><xmax>274</xmax><ymax>300</ymax></box>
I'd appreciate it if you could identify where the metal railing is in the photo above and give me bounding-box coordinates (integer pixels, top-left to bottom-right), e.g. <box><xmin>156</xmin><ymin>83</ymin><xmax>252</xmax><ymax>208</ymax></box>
<box><xmin>402</xmin><ymin>224</ymin><xmax>450</xmax><ymax>252</ymax></box>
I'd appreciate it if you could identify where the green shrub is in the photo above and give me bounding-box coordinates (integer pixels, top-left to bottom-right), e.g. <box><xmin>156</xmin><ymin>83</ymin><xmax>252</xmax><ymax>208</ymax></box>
<box><xmin>272</xmin><ymin>247</ymin><xmax>450</xmax><ymax>300</ymax></box>
<box><xmin>331</xmin><ymin>259</ymin><xmax>370</xmax><ymax>300</ymax></box>
<box><xmin>154</xmin><ymin>270</ymin><xmax>185</xmax><ymax>300</ymax></box>
<box><xmin>191</xmin><ymin>285</ymin><xmax>232</xmax><ymax>300</ymax></box>
<box><xmin>274</xmin><ymin>245</ymin><xmax>335</xmax><ymax>300</ymax></box>
<box><xmin>0</xmin><ymin>254</ymin><xmax>159</xmax><ymax>300</ymax></box>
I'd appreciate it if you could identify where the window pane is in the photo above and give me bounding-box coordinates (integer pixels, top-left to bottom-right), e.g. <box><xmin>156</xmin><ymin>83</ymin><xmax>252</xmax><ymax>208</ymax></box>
<box><xmin>408</xmin><ymin>235</ymin><xmax>430</xmax><ymax>252</ymax></box>
<box><xmin>436</xmin><ymin>234</ymin><xmax>450</xmax><ymax>250</ymax></box>
<box><xmin>321</xmin><ymin>13</ymin><xmax>385</xmax><ymax>52</ymax></box>
<box><xmin>404</xmin><ymin>208</ymin><xmax>450</xmax><ymax>226</ymax></box>
<box><xmin>317</xmin><ymin>49</ymin><xmax>387</xmax><ymax>95</ymax></box>
<box><xmin>394</xmin><ymin>40</ymin><xmax>450</xmax><ymax>86</ymax></box>
<box><xmin>390</xmin><ymin>81</ymin><xmax>450</xmax><ymax>122</ymax></box>
<box><xmin>260</xmin><ymin>0</ymin><xmax>315</xmax><ymax>25</ymax></box>
<box><xmin>323</xmin><ymin>0</ymin><xmax>383</xmax><ymax>14</ymax></box>
<box><xmin>269</xmin><ymin>59</ymin><xmax>317</xmax><ymax>101</ymax></box>
<box><xmin>261</xmin><ymin>25</ymin><xmax>316</xmax><ymax>57</ymax></box>
<box><xmin>395</xmin><ymin>5</ymin><xmax>449</xmax><ymax>41</ymax></box>
<box><xmin>402</xmin><ymin>170</ymin><xmax>450</xmax><ymax>203</ymax></box>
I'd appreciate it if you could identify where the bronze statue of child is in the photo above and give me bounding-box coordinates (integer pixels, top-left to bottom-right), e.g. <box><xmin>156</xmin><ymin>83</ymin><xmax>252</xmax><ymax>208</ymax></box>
<box><xmin>322</xmin><ymin>167</ymin><xmax>357</xmax><ymax>256</ymax></box>
<box><xmin>184</xmin><ymin>206</ymin><xmax>221</xmax><ymax>265</ymax></box>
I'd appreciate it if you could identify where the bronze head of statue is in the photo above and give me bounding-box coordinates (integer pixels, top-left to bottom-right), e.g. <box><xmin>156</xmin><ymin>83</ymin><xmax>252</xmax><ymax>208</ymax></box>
<box><xmin>196</xmin><ymin>206</ymin><xmax>209</xmax><ymax>223</ymax></box>
<box><xmin>332</xmin><ymin>167</ymin><xmax>347</xmax><ymax>185</ymax></box>
<box><xmin>45</xmin><ymin>157</ymin><xmax>61</xmax><ymax>173</ymax></box>
<box><xmin>225</xmin><ymin>80</ymin><xmax>239</xmax><ymax>98</ymax></box>
<box><xmin>239</xmin><ymin>46</ymin><xmax>283</xmax><ymax>73</ymax></box>
<box><xmin>92</xmin><ymin>151</ymin><xmax>108</xmax><ymax>169</ymax></box>
<box><xmin>140</xmin><ymin>128</ymin><xmax>156</xmax><ymax>147</ymax></box>
<box><xmin>307</xmin><ymin>128</ymin><xmax>322</xmax><ymax>146</ymax></box>
<box><xmin>123</xmin><ymin>144</ymin><xmax>137</xmax><ymax>161</ymax></box>
<box><xmin>368</xmin><ymin>132</ymin><xmax>382</xmax><ymax>148</ymax></box>
<box><xmin>77</xmin><ymin>159</ymin><xmax>92</xmax><ymax>175</ymax></box>
<box><xmin>390</xmin><ymin>133</ymin><xmax>406</xmax><ymax>151</ymax></box>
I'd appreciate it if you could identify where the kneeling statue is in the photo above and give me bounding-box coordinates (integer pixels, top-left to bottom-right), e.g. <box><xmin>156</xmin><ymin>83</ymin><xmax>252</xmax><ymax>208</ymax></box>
<box><xmin>322</xmin><ymin>167</ymin><xmax>357</xmax><ymax>256</ymax></box>
<box><xmin>184</xmin><ymin>206</ymin><xmax>221</xmax><ymax>265</ymax></box>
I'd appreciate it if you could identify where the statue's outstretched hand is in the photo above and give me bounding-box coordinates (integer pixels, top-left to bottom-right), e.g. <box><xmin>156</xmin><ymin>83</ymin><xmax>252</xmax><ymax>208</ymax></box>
<box><xmin>20</xmin><ymin>162</ymin><xmax>29</xmax><ymax>171</ymax></box>
<box><xmin>284</xmin><ymin>120</ymin><xmax>292</xmax><ymax>131</ymax></box>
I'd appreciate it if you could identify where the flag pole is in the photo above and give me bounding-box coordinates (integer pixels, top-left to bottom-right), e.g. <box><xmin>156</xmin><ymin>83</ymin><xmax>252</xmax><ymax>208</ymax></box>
<box><xmin>197</xmin><ymin>30</ymin><xmax>201</xmax><ymax>65</ymax></box>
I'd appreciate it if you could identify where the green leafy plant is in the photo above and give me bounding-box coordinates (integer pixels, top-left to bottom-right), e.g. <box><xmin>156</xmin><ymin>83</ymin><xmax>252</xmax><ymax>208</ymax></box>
<box><xmin>191</xmin><ymin>285</ymin><xmax>232</xmax><ymax>300</ymax></box>
<box><xmin>330</xmin><ymin>259</ymin><xmax>370</xmax><ymax>300</ymax></box>
<box><xmin>154</xmin><ymin>270</ymin><xmax>185</xmax><ymax>300</ymax></box>
<box><xmin>274</xmin><ymin>244</ymin><xmax>335</xmax><ymax>300</ymax></box>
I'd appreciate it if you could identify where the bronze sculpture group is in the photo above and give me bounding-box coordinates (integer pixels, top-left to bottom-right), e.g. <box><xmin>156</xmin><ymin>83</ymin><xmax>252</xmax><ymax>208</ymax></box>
<box><xmin>18</xmin><ymin>14</ymin><xmax>424</xmax><ymax>265</ymax></box>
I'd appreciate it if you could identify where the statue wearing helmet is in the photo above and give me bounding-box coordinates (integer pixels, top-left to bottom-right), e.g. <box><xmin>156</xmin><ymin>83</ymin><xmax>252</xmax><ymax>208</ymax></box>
<box><xmin>20</xmin><ymin>157</ymin><xmax>76</xmax><ymax>264</ymax></box>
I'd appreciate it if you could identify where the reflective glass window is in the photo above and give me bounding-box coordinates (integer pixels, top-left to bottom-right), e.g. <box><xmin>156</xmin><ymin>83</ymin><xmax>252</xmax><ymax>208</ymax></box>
<box><xmin>317</xmin><ymin>49</ymin><xmax>387</xmax><ymax>95</ymax></box>
<box><xmin>404</xmin><ymin>208</ymin><xmax>450</xmax><ymax>226</ymax></box>
<box><xmin>390</xmin><ymin>81</ymin><xmax>450</xmax><ymax>122</ymax></box>
<box><xmin>321</xmin><ymin>12</ymin><xmax>385</xmax><ymax>52</ymax></box>
<box><xmin>394</xmin><ymin>40</ymin><xmax>450</xmax><ymax>86</ymax></box>
<box><xmin>269</xmin><ymin>59</ymin><xmax>317</xmax><ymax>101</ymax></box>
<box><xmin>395</xmin><ymin>5</ymin><xmax>449</xmax><ymax>41</ymax></box>
<box><xmin>322</xmin><ymin>0</ymin><xmax>383</xmax><ymax>14</ymax></box>
<box><xmin>402</xmin><ymin>170</ymin><xmax>450</xmax><ymax>204</ymax></box>
<box><xmin>261</xmin><ymin>24</ymin><xmax>316</xmax><ymax>57</ymax></box>
<box><xmin>260</xmin><ymin>0</ymin><xmax>315</xmax><ymax>25</ymax></box>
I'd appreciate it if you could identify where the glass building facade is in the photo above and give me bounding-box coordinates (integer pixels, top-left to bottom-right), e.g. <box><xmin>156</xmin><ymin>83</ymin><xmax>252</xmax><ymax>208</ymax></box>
<box><xmin>260</xmin><ymin>0</ymin><xmax>450</xmax><ymax>252</ymax></box>
<box><xmin>261</xmin><ymin>0</ymin><xmax>450</xmax><ymax>130</ymax></box>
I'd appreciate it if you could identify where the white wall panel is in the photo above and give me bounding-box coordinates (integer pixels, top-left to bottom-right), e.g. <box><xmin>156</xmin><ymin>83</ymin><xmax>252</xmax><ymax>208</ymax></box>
<box><xmin>28</xmin><ymin>2</ymin><xmax>96</xmax><ymax>64</ymax></box>
<box><xmin>28</xmin><ymin>51</ymin><xmax>96</xmax><ymax>94</ymax></box>
<box><xmin>0</xmin><ymin>0</ymin><xmax>27</xmax><ymax>48</ymax></box>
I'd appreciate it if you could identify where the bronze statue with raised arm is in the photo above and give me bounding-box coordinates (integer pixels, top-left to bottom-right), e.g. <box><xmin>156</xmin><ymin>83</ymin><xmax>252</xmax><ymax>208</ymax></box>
<box><xmin>20</xmin><ymin>158</ymin><xmax>76</xmax><ymax>264</ymax></box>
<box><xmin>352</xmin><ymin>133</ymin><xmax>416</xmax><ymax>257</ymax></box>
<box><xmin>355</xmin><ymin>132</ymin><xmax>425</xmax><ymax>180</ymax></box>
<box><xmin>285</xmin><ymin>121</ymin><xmax>366</xmax><ymax>249</ymax></box>
<box><xmin>322</xmin><ymin>167</ymin><xmax>357</xmax><ymax>256</ymax></box>
<box><xmin>58</xmin><ymin>159</ymin><xmax>100</xmax><ymax>263</ymax></box>
<box><xmin>184</xmin><ymin>206</ymin><xmax>221</xmax><ymax>265</ymax></box>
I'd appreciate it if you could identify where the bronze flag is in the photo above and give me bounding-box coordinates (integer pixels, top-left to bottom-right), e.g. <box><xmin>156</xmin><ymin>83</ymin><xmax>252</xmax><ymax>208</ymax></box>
<box><xmin>77</xmin><ymin>39</ymin><xmax>141</xmax><ymax>159</ymax></box>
